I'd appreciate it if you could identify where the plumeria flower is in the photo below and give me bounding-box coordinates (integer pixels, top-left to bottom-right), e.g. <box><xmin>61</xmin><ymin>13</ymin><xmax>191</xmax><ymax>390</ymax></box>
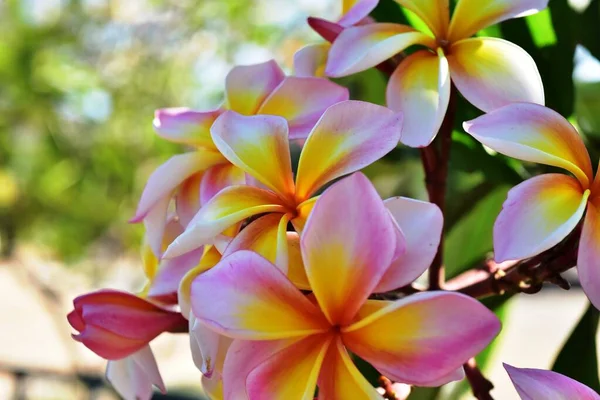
<box><xmin>67</xmin><ymin>289</ymin><xmax>187</xmax><ymax>360</ymax></box>
<box><xmin>504</xmin><ymin>364</ymin><xmax>600</xmax><ymax>399</ymax></box>
<box><xmin>294</xmin><ymin>0</ymin><xmax>379</xmax><ymax>77</ymax></box>
<box><xmin>326</xmin><ymin>0</ymin><xmax>547</xmax><ymax>147</ymax></box>
<box><xmin>106</xmin><ymin>345</ymin><xmax>166</xmax><ymax>400</ymax></box>
<box><xmin>162</xmin><ymin>100</ymin><xmax>403</xmax><ymax>264</ymax></box>
<box><xmin>131</xmin><ymin>60</ymin><xmax>348</xmax><ymax>256</ymax></box>
<box><xmin>464</xmin><ymin>103</ymin><xmax>600</xmax><ymax>309</ymax></box>
<box><xmin>190</xmin><ymin>173</ymin><xmax>501</xmax><ymax>399</ymax></box>
<box><xmin>177</xmin><ymin>171</ymin><xmax>446</xmax><ymax>393</ymax></box>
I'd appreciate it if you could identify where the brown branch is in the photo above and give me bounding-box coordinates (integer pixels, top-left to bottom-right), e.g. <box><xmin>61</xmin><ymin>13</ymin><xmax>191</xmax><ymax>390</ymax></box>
<box><xmin>446</xmin><ymin>225</ymin><xmax>581</xmax><ymax>298</ymax></box>
<box><xmin>423</xmin><ymin>86</ymin><xmax>458</xmax><ymax>290</ymax></box>
<box><xmin>464</xmin><ymin>358</ymin><xmax>494</xmax><ymax>400</ymax></box>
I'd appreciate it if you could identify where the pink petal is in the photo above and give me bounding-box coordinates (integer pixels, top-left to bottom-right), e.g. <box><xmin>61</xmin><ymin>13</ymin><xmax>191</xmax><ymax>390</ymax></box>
<box><xmin>142</xmin><ymin>195</ymin><xmax>171</xmax><ymax>257</ymax></box>
<box><xmin>106</xmin><ymin>345</ymin><xmax>165</xmax><ymax>400</ymax></box>
<box><xmin>395</xmin><ymin>0</ymin><xmax>450</xmax><ymax>38</ymax></box>
<box><xmin>225</xmin><ymin>60</ymin><xmax>285</xmax><ymax>115</ymax></box>
<box><xmin>293</xmin><ymin>43</ymin><xmax>331</xmax><ymax>78</ymax></box>
<box><xmin>325</xmin><ymin>23</ymin><xmax>435</xmax><ymax>77</ymax></box>
<box><xmin>246</xmin><ymin>334</ymin><xmax>332</xmax><ymax>399</ymax></box>
<box><xmin>131</xmin><ymin>150</ymin><xmax>226</xmax><ymax>223</ymax></box>
<box><xmin>338</xmin><ymin>0</ymin><xmax>379</xmax><ymax>26</ymax></box>
<box><xmin>257</xmin><ymin>77</ymin><xmax>349</xmax><ymax>140</ymax></box>
<box><xmin>504</xmin><ymin>363</ymin><xmax>600</xmax><ymax>400</ymax></box>
<box><xmin>73</xmin><ymin>324</ymin><xmax>148</xmax><ymax>360</ymax></box>
<box><xmin>222</xmin><ymin>338</ymin><xmax>301</xmax><ymax>400</ymax></box>
<box><xmin>189</xmin><ymin>314</ymin><xmax>232</xmax><ymax>378</ymax></box>
<box><xmin>464</xmin><ymin>103</ymin><xmax>594</xmax><ymax>188</ymax></box>
<box><xmin>301</xmin><ymin>173</ymin><xmax>402</xmax><ymax>326</ymax></box>
<box><xmin>578</xmin><ymin>198</ymin><xmax>600</xmax><ymax>310</ymax></box>
<box><xmin>200</xmin><ymin>163</ymin><xmax>245</xmax><ymax>206</ymax></box>
<box><xmin>387</xmin><ymin>50</ymin><xmax>450</xmax><ymax>148</ymax></box>
<box><xmin>177</xmin><ymin>246</ymin><xmax>222</xmax><ymax>318</ymax></box>
<box><xmin>147</xmin><ymin>247</ymin><xmax>204</xmax><ymax>302</ymax></box>
<box><xmin>190</xmin><ymin>250</ymin><xmax>329</xmax><ymax>340</ymax></box>
<box><xmin>342</xmin><ymin>292</ymin><xmax>501</xmax><ymax>386</ymax></box>
<box><xmin>153</xmin><ymin>108</ymin><xmax>222</xmax><ymax>149</ymax></box>
<box><xmin>374</xmin><ymin>197</ymin><xmax>443</xmax><ymax>292</ymax></box>
<box><xmin>295</xmin><ymin>101</ymin><xmax>402</xmax><ymax>201</ymax></box>
<box><xmin>308</xmin><ymin>17</ymin><xmax>344</xmax><ymax>42</ymax></box>
<box><xmin>211</xmin><ymin>111</ymin><xmax>295</xmax><ymax>201</ymax></box>
<box><xmin>493</xmin><ymin>174</ymin><xmax>589</xmax><ymax>262</ymax></box>
<box><xmin>318</xmin><ymin>337</ymin><xmax>383</xmax><ymax>399</ymax></box>
<box><xmin>163</xmin><ymin>185</ymin><xmax>288</xmax><ymax>259</ymax></box>
<box><xmin>448</xmin><ymin>38</ymin><xmax>544</xmax><ymax>112</ymax></box>
<box><xmin>175</xmin><ymin>173</ymin><xmax>203</xmax><ymax>228</ymax></box>
<box><xmin>448</xmin><ymin>0</ymin><xmax>548</xmax><ymax>42</ymax></box>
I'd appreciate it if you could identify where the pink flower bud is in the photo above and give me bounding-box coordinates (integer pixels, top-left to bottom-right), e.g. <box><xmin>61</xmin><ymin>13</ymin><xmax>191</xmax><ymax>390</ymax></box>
<box><xmin>67</xmin><ymin>289</ymin><xmax>187</xmax><ymax>360</ymax></box>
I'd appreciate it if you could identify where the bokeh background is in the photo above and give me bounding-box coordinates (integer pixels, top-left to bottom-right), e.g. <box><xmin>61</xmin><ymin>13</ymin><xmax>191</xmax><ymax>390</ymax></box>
<box><xmin>1</xmin><ymin>0</ymin><xmax>599</xmax><ymax>399</ymax></box>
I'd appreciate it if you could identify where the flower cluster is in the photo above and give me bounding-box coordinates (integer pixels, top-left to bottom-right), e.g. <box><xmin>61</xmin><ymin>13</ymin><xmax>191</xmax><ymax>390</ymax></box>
<box><xmin>67</xmin><ymin>0</ymin><xmax>600</xmax><ymax>399</ymax></box>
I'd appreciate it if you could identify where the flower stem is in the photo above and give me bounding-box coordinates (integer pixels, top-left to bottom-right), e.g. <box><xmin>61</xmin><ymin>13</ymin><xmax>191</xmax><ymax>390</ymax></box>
<box><xmin>423</xmin><ymin>86</ymin><xmax>457</xmax><ymax>290</ymax></box>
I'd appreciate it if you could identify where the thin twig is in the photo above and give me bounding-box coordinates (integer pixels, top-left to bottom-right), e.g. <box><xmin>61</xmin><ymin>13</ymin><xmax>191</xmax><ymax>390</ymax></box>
<box><xmin>464</xmin><ymin>358</ymin><xmax>495</xmax><ymax>400</ymax></box>
<box><xmin>446</xmin><ymin>225</ymin><xmax>581</xmax><ymax>298</ymax></box>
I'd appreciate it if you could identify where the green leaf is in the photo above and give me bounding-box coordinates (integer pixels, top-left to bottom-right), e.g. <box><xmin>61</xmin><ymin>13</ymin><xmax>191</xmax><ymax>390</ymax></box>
<box><xmin>525</xmin><ymin>9</ymin><xmax>557</xmax><ymax>47</ymax></box>
<box><xmin>444</xmin><ymin>185</ymin><xmax>511</xmax><ymax>279</ymax></box>
<box><xmin>552</xmin><ymin>304</ymin><xmax>600</xmax><ymax>391</ymax></box>
<box><xmin>370</xmin><ymin>0</ymin><xmax>409</xmax><ymax>24</ymax></box>
<box><xmin>407</xmin><ymin>386</ymin><xmax>440</xmax><ymax>400</ymax></box>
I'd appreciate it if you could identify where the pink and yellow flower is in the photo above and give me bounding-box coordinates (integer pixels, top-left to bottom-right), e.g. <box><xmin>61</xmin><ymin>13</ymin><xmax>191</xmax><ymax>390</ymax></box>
<box><xmin>162</xmin><ymin>100</ymin><xmax>403</xmax><ymax>262</ymax></box>
<box><xmin>464</xmin><ymin>102</ymin><xmax>600</xmax><ymax>309</ymax></box>
<box><xmin>326</xmin><ymin>0</ymin><xmax>547</xmax><ymax>147</ymax></box>
<box><xmin>504</xmin><ymin>363</ymin><xmax>600</xmax><ymax>399</ymax></box>
<box><xmin>131</xmin><ymin>60</ymin><xmax>348</xmax><ymax>256</ymax></box>
<box><xmin>190</xmin><ymin>173</ymin><xmax>501</xmax><ymax>398</ymax></box>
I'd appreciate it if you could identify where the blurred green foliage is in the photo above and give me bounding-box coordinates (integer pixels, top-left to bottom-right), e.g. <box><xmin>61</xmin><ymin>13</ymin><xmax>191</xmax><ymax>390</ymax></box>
<box><xmin>0</xmin><ymin>0</ymin><xmax>314</xmax><ymax>261</ymax></box>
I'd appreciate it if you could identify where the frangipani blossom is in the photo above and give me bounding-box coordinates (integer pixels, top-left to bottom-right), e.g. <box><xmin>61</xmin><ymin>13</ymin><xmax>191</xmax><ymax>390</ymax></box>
<box><xmin>326</xmin><ymin>0</ymin><xmax>546</xmax><ymax>147</ymax></box>
<box><xmin>463</xmin><ymin>103</ymin><xmax>600</xmax><ymax>309</ymax></box>
<box><xmin>162</xmin><ymin>101</ymin><xmax>403</xmax><ymax>263</ymax></box>
<box><xmin>131</xmin><ymin>60</ymin><xmax>348</xmax><ymax>256</ymax></box>
<box><xmin>67</xmin><ymin>289</ymin><xmax>187</xmax><ymax>360</ymax></box>
<box><xmin>504</xmin><ymin>364</ymin><xmax>600</xmax><ymax>399</ymax></box>
<box><xmin>106</xmin><ymin>345</ymin><xmax>166</xmax><ymax>400</ymax></box>
<box><xmin>177</xmin><ymin>174</ymin><xmax>445</xmax><ymax>394</ymax></box>
<box><xmin>294</xmin><ymin>0</ymin><xmax>378</xmax><ymax>77</ymax></box>
<box><xmin>190</xmin><ymin>173</ymin><xmax>501</xmax><ymax>399</ymax></box>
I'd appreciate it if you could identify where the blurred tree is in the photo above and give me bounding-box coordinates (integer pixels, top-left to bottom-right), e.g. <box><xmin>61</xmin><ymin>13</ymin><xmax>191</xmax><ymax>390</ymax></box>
<box><xmin>0</xmin><ymin>0</ymin><xmax>322</xmax><ymax>262</ymax></box>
